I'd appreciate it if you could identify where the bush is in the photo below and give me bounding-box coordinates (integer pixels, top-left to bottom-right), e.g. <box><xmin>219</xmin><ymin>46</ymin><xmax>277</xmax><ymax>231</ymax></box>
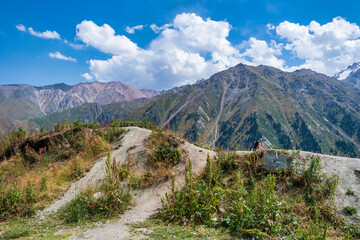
<box><xmin>0</xmin><ymin>184</ymin><xmax>37</xmax><ymax>220</ymax></box>
<box><xmin>343</xmin><ymin>206</ymin><xmax>357</xmax><ymax>216</ymax></box>
<box><xmin>161</xmin><ymin>157</ymin><xmax>223</xmax><ymax>225</ymax></box>
<box><xmin>58</xmin><ymin>186</ymin><xmax>131</xmax><ymax>223</ymax></box>
<box><xmin>160</xmin><ymin>152</ymin><xmax>343</xmax><ymax>238</ymax></box>
<box><xmin>149</xmin><ymin>130</ymin><xmax>182</xmax><ymax>165</ymax></box>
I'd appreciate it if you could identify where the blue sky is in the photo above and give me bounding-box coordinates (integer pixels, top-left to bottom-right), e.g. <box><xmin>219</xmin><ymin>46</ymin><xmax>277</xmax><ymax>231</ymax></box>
<box><xmin>1</xmin><ymin>0</ymin><xmax>360</xmax><ymax>90</ymax></box>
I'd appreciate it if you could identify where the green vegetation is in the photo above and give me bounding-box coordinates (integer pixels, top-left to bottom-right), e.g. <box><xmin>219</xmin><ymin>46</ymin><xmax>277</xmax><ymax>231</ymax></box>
<box><xmin>57</xmin><ymin>152</ymin><xmax>132</xmax><ymax>224</ymax></box>
<box><xmin>0</xmin><ymin>127</ymin><xmax>26</xmax><ymax>155</ymax></box>
<box><xmin>148</xmin><ymin>129</ymin><xmax>182</xmax><ymax>166</ymax></box>
<box><xmin>125</xmin><ymin>129</ymin><xmax>183</xmax><ymax>190</ymax></box>
<box><xmin>0</xmin><ymin>120</ymin><xmax>149</xmax><ymax>239</ymax></box>
<box><xmin>131</xmin><ymin>218</ymin><xmax>233</xmax><ymax>239</ymax></box>
<box><xmin>343</xmin><ymin>206</ymin><xmax>358</xmax><ymax>216</ymax></box>
<box><xmin>1</xmin><ymin>122</ymin><xmax>360</xmax><ymax>239</ymax></box>
<box><xmin>0</xmin><ymin>119</ymin><xmax>133</xmax><ymax>222</ymax></box>
<box><xmin>159</xmin><ymin>152</ymin><xmax>350</xmax><ymax>239</ymax></box>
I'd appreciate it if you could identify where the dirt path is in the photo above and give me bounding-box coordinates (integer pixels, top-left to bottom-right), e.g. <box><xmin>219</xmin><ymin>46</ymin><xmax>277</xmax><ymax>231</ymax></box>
<box><xmin>57</xmin><ymin>127</ymin><xmax>215</xmax><ymax>240</ymax></box>
<box><xmin>39</xmin><ymin>127</ymin><xmax>152</xmax><ymax>219</ymax></box>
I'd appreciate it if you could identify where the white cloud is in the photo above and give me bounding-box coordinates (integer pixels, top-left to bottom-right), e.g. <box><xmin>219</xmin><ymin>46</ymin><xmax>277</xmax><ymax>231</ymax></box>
<box><xmin>276</xmin><ymin>17</ymin><xmax>360</xmax><ymax>75</ymax></box>
<box><xmin>150</xmin><ymin>23</ymin><xmax>172</xmax><ymax>33</ymax></box>
<box><xmin>125</xmin><ymin>25</ymin><xmax>143</xmax><ymax>34</ymax></box>
<box><xmin>16</xmin><ymin>16</ymin><xmax>360</xmax><ymax>89</ymax></box>
<box><xmin>76</xmin><ymin>20</ymin><xmax>139</xmax><ymax>56</ymax></box>
<box><xmin>64</xmin><ymin>40</ymin><xmax>85</xmax><ymax>50</ymax></box>
<box><xmin>240</xmin><ymin>38</ymin><xmax>285</xmax><ymax>69</ymax></box>
<box><xmin>28</xmin><ymin>27</ymin><xmax>60</xmax><ymax>39</ymax></box>
<box><xmin>77</xmin><ymin>14</ymin><xmax>247</xmax><ymax>90</ymax></box>
<box><xmin>266</xmin><ymin>23</ymin><xmax>275</xmax><ymax>30</ymax></box>
<box><xmin>49</xmin><ymin>52</ymin><xmax>76</xmax><ymax>62</ymax></box>
<box><xmin>16</xmin><ymin>24</ymin><xmax>26</xmax><ymax>32</ymax></box>
<box><xmin>81</xmin><ymin>73</ymin><xmax>93</xmax><ymax>80</ymax></box>
<box><xmin>79</xmin><ymin>15</ymin><xmax>360</xmax><ymax>89</ymax></box>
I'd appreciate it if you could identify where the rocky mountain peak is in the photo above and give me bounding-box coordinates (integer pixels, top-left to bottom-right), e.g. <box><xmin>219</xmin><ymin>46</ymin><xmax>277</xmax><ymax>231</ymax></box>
<box><xmin>334</xmin><ymin>62</ymin><xmax>360</xmax><ymax>80</ymax></box>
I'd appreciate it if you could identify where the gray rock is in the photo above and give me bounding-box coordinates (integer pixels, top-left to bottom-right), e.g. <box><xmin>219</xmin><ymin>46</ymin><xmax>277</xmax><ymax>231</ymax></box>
<box><xmin>355</xmin><ymin>169</ymin><xmax>360</xmax><ymax>179</ymax></box>
<box><xmin>259</xmin><ymin>150</ymin><xmax>294</xmax><ymax>172</ymax></box>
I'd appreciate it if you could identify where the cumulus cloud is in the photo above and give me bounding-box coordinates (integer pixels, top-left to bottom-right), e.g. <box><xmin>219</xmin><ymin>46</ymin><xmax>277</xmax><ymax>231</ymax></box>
<box><xmin>125</xmin><ymin>25</ymin><xmax>143</xmax><ymax>34</ymax></box>
<box><xmin>76</xmin><ymin>20</ymin><xmax>139</xmax><ymax>56</ymax></box>
<box><xmin>16</xmin><ymin>24</ymin><xmax>26</xmax><ymax>32</ymax></box>
<box><xmin>81</xmin><ymin>73</ymin><xmax>93</xmax><ymax>80</ymax></box>
<box><xmin>276</xmin><ymin>17</ymin><xmax>360</xmax><ymax>75</ymax></box>
<box><xmin>49</xmin><ymin>52</ymin><xmax>76</xmax><ymax>62</ymax></box>
<box><xmin>28</xmin><ymin>27</ymin><xmax>61</xmax><ymax>39</ymax></box>
<box><xmin>240</xmin><ymin>38</ymin><xmax>284</xmax><ymax>69</ymax></box>
<box><xmin>77</xmin><ymin>14</ymin><xmax>360</xmax><ymax>89</ymax></box>
<box><xmin>78</xmin><ymin>14</ymin><xmax>249</xmax><ymax>90</ymax></box>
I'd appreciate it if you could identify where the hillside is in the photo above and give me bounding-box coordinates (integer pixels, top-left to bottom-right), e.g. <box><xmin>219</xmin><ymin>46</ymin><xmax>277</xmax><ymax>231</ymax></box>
<box><xmin>30</xmin><ymin>98</ymin><xmax>151</xmax><ymax>130</ymax></box>
<box><xmin>0</xmin><ymin>124</ymin><xmax>359</xmax><ymax>239</ymax></box>
<box><xmin>124</xmin><ymin>64</ymin><xmax>360</xmax><ymax>157</ymax></box>
<box><xmin>35</xmin><ymin>81</ymin><xmax>158</xmax><ymax>114</ymax></box>
<box><xmin>29</xmin><ymin>64</ymin><xmax>360</xmax><ymax>157</ymax></box>
<box><xmin>0</xmin><ymin>81</ymin><xmax>158</xmax><ymax>124</ymax></box>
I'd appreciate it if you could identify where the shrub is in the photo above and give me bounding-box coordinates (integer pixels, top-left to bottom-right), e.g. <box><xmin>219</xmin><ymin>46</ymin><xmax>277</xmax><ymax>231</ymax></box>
<box><xmin>0</xmin><ymin>184</ymin><xmax>37</xmax><ymax>220</ymax></box>
<box><xmin>160</xmin><ymin>152</ymin><xmax>343</xmax><ymax>238</ymax></box>
<box><xmin>149</xmin><ymin>130</ymin><xmax>182</xmax><ymax>165</ymax></box>
<box><xmin>343</xmin><ymin>206</ymin><xmax>357</xmax><ymax>216</ymax></box>
<box><xmin>58</xmin><ymin>186</ymin><xmax>131</xmax><ymax>223</ymax></box>
<box><xmin>161</xmin><ymin>157</ymin><xmax>223</xmax><ymax>225</ymax></box>
<box><xmin>301</xmin><ymin>156</ymin><xmax>338</xmax><ymax>205</ymax></box>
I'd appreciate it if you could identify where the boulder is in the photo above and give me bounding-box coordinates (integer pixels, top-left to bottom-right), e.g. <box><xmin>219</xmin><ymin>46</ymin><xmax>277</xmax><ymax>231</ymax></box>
<box><xmin>259</xmin><ymin>150</ymin><xmax>294</xmax><ymax>172</ymax></box>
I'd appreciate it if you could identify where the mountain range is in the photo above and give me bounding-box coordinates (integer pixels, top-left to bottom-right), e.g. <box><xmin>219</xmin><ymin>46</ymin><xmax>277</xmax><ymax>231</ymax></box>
<box><xmin>0</xmin><ymin>81</ymin><xmax>158</xmax><ymax>132</ymax></box>
<box><xmin>29</xmin><ymin>63</ymin><xmax>360</xmax><ymax>157</ymax></box>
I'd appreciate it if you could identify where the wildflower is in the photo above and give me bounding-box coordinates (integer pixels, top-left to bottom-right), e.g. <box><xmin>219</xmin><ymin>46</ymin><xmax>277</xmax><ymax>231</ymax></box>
<box><xmin>268</xmin><ymin>219</ymin><xmax>274</xmax><ymax>226</ymax></box>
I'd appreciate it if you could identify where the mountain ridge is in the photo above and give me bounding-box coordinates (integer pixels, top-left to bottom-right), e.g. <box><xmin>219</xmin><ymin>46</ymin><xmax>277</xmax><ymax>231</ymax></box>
<box><xmin>124</xmin><ymin>63</ymin><xmax>360</xmax><ymax>156</ymax></box>
<box><xmin>335</xmin><ymin>62</ymin><xmax>360</xmax><ymax>89</ymax></box>
<box><xmin>30</xmin><ymin>63</ymin><xmax>360</xmax><ymax>157</ymax></box>
<box><xmin>0</xmin><ymin>81</ymin><xmax>158</xmax><ymax>122</ymax></box>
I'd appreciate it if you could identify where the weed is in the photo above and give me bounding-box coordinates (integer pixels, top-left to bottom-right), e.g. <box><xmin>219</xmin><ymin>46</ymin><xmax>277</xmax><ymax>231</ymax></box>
<box><xmin>148</xmin><ymin>130</ymin><xmax>182</xmax><ymax>166</ymax></box>
<box><xmin>40</xmin><ymin>176</ymin><xmax>48</xmax><ymax>192</ymax></box>
<box><xmin>0</xmin><ymin>121</ymin><xmax>116</xmax><ymax>221</ymax></box>
<box><xmin>343</xmin><ymin>206</ymin><xmax>358</xmax><ymax>216</ymax></box>
<box><xmin>160</xmin><ymin>152</ymin><xmax>345</xmax><ymax>238</ymax></box>
<box><xmin>346</xmin><ymin>188</ymin><xmax>355</xmax><ymax>196</ymax></box>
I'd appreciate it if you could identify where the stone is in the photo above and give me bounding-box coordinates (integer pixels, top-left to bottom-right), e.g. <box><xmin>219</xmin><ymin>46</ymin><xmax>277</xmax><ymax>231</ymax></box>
<box><xmin>355</xmin><ymin>169</ymin><xmax>360</xmax><ymax>179</ymax></box>
<box><xmin>259</xmin><ymin>150</ymin><xmax>294</xmax><ymax>172</ymax></box>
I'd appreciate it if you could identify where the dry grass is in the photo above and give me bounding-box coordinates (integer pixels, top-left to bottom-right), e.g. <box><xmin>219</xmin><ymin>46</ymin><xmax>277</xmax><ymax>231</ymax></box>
<box><xmin>0</xmin><ymin>130</ymin><xmax>110</xmax><ymax>219</ymax></box>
